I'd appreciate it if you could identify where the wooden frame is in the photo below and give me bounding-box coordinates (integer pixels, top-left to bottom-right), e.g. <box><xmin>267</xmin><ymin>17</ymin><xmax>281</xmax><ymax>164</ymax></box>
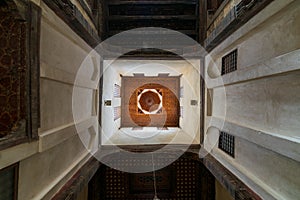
<box><xmin>0</xmin><ymin>0</ymin><xmax>41</xmax><ymax>150</ymax></box>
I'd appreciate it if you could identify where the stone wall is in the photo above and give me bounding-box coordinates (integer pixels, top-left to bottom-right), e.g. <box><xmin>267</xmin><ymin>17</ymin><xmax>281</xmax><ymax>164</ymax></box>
<box><xmin>204</xmin><ymin>0</ymin><xmax>300</xmax><ymax>199</ymax></box>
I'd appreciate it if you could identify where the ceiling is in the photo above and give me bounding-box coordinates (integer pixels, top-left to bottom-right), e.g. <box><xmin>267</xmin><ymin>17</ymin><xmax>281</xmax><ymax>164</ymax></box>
<box><xmin>104</xmin><ymin>0</ymin><xmax>199</xmax><ymax>40</ymax></box>
<box><xmin>121</xmin><ymin>77</ymin><xmax>180</xmax><ymax>127</ymax></box>
<box><xmin>102</xmin><ymin>0</ymin><xmax>200</xmax><ymax>56</ymax></box>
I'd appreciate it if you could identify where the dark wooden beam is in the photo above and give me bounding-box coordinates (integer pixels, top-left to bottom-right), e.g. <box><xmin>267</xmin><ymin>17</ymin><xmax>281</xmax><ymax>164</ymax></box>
<box><xmin>107</xmin><ymin>0</ymin><xmax>198</xmax><ymax>5</ymax></box>
<box><xmin>199</xmin><ymin>0</ymin><xmax>207</xmax><ymax>45</ymax></box>
<box><xmin>100</xmin><ymin>144</ymin><xmax>200</xmax><ymax>153</ymax></box>
<box><xmin>108</xmin><ymin>15</ymin><xmax>197</xmax><ymax>20</ymax></box>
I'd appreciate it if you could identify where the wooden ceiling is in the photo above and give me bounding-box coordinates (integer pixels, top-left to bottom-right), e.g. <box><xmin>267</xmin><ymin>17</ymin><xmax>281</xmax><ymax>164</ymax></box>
<box><xmin>121</xmin><ymin>77</ymin><xmax>180</xmax><ymax>127</ymax></box>
<box><xmin>102</xmin><ymin>0</ymin><xmax>200</xmax><ymax>56</ymax></box>
<box><xmin>104</xmin><ymin>0</ymin><xmax>199</xmax><ymax>40</ymax></box>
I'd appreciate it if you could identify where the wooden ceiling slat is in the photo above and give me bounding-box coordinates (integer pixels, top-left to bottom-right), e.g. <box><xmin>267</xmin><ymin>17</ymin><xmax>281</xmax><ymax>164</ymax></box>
<box><xmin>107</xmin><ymin>0</ymin><xmax>198</xmax><ymax>5</ymax></box>
<box><xmin>107</xmin><ymin>15</ymin><xmax>197</xmax><ymax>20</ymax></box>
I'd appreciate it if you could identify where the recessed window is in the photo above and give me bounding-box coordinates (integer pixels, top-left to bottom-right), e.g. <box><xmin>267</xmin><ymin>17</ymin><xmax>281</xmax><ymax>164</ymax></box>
<box><xmin>0</xmin><ymin>163</ymin><xmax>18</xmax><ymax>200</ymax></box>
<box><xmin>113</xmin><ymin>84</ymin><xmax>121</xmax><ymax>97</ymax></box>
<box><xmin>221</xmin><ymin>49</ymin><xmax>237</xmax><ymax>75</ymax></box>
<box><xmin>218</xmin><ymin>131</ymin><xmax>235</xmax><ymax>158</ymax></box>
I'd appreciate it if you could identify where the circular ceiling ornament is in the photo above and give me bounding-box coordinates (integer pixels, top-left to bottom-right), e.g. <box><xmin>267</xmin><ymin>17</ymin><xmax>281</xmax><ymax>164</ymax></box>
<box><xmin>137</xmin><ymin>89</ymin><xmax>162</xmax><ymax>114</ymax></box>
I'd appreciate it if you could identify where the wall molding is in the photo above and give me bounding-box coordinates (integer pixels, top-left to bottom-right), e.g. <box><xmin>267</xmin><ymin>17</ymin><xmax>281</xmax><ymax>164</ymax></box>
<box><xmin>40</xmin><ymin>62</ymin><xmax>98</xmax><ymax>89</ymax></box>
<box><xmin>39</xmin><ymin>117</ymin><xmax>97</xmax><ymax>152</ymax></box>
<box><xmin>0</xmin><ymin>141</ymin><xmax>38</xmax><ymax>170</ymax></box>
<box><xmin>207</xmin><ymin>48</ymin><xmax>300</xmax><ymax>88</ymax></box>
<box><xmin>32</xmin><ymin>152</ymin><xmax>92</xmax><ymax>200</ymax></box>
<box><xmin>209</xmin><ymin>117</ymin><xmax>300</xmax><ymax>162</ymax></box>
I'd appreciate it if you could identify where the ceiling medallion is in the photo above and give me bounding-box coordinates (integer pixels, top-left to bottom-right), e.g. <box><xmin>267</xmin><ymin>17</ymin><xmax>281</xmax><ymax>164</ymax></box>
<box><xmin>137</xmin><ymin>89</ymin><xmax>163</xmax><ymax>114</ymax></box>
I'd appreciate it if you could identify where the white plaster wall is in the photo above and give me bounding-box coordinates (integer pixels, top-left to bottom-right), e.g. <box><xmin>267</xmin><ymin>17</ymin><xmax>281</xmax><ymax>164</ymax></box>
<box><xmin>224</xmin><ymin>72</ymin><xmax>300</xmax><ymax>139</ymax></box>
<box><xmin>101</xmin><ymin>63</ymin><xmax>122</xmax><ymax>144</ymax></box>
<box><xmin>179</xmin><ymin>60</ymin><xmax>201</xmax><ymax>143</ymax></box>
<box><xmin>204</xmin><ymin>0</ymin><xmax>300</xmax><ymax>199</ymax></box>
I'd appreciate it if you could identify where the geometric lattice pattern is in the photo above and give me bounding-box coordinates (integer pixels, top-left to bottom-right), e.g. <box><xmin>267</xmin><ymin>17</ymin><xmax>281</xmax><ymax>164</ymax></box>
<box><xmin>100</xmin><ymin>155</ymin><xmax>203</xmax><ymax>199</ymax></box>
<box><xmin>218</xmin><ymin>131</ymin><xmax>235</xmax><ymax>158</ymax></box>
<box><xmin>221</xmin><ymin>49</ymin><xmax>237</xmax><ymax>75</ymax></box>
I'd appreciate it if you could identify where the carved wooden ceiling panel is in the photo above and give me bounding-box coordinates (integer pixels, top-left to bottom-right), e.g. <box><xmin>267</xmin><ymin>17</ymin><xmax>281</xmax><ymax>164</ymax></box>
<box><xmin>121</xmin><ymin>76</ymin><xmax>180</xmax><ymax>127</ymax></box>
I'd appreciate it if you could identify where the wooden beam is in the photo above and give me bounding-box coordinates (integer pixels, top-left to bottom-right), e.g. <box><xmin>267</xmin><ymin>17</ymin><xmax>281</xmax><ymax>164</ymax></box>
<box><xmin>107</xmin><ymin>15</ymin><xmax>197</xmax><ymax>20</ymax></box>
<box><xmin>107</xmin><ymin>0</ymin><xmax>198</xmax><ymax>5</ymax></box>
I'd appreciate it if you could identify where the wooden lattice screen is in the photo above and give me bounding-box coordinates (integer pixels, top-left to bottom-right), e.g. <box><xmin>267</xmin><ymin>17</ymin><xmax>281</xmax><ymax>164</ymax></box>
<box><xmin>89</xmin><ymin>154</ymin><xmax>215</xmax><ymax>200</ymax></box>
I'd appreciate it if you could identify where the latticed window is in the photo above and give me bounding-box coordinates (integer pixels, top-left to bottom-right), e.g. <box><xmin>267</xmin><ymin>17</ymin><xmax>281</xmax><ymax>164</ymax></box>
<box><xmin>221</xmin><ymin>49</ymin><xmax>238</xmax><ymax>75</ymax></box>
<box><xmin>218</xmin><ymin>131</ymin><xmax>235</xmax><ymax>158</ymax></box>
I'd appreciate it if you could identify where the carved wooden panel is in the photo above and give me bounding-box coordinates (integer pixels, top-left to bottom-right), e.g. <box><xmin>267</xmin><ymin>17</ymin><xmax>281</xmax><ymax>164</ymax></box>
<box><xmin>0</xmin><ymin>0</ymin><xmax>40</xmax><ymax>150</ymax></box>
<box><xmin>0</xmin><ymin>3</ymin><xmax>27</xmax><ymax>141</ymax></box>
<box><xmin>121</xmin><ymin>77</ymin><xmax>180</xmax><ymax>127</ymax></box>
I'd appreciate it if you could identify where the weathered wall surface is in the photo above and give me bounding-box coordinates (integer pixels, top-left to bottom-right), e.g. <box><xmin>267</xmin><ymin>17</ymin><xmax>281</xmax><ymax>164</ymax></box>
<box><xmin>204</xmin><ymin>0</ymin><xmax>300</xmax><ymax>199</ymax></box>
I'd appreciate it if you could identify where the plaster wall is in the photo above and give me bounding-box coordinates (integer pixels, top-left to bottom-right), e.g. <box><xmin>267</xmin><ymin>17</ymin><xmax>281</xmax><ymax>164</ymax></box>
<box><xmin>204</xmin><ymin>0</ymin><xmax>300</xmax><ymax>199</ymax></box>
<box><xmin>101</xmin><ymin>63</ymin><xmax>121</xmax><ymax>144</ymax></box>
